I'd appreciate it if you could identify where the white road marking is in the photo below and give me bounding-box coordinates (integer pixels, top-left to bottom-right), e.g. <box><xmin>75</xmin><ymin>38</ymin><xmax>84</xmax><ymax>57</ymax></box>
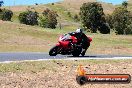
<box><xmin>0</xmin><ymin>57</ymin><xmax>131</xmax><ymax>64</ymax></box>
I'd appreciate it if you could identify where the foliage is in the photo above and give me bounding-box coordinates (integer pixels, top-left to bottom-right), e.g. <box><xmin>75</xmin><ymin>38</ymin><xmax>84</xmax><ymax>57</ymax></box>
<box><xmin>18</xmin><ymin>11</ymin><xmax>38</xmax><ymax>25</ymax></box>
<box><xmin>42</xmin><ymin>8</ymin><xmax>50</xmax><ymax>16</ymax></box>
<box><xmin>0</xmin><ymin>9</ymin><xmax>13</xmax><ymax>21</ymax></box>
<box><xmin>111</xmin><ymin>7</ymin><xmax>132</xmax><ymax>34</ymax></box>
<box><xmin>19</xmin><ymin>11</ymin><xmax>28</xmax><ymax>24</ymax></box>
<box><xmin>35</xmin><ymin>3</ymin><xmax>38</xmax><ymax>5</ymax></box>
<box><xmin>126</xmin><ymin>23</ymin><xmax>132</xmax><ymax>34</ymax></box>
<box><xmin>51</xmin><ymin>3</ymin><xmax>54</xmax><ymax>5</ymax></box>
<box><xmin>0</xmin><ymin>8</ymin><xmax>2</xmax><ymax>19</ymax></box>
<box><xmin>98</xmin><ymin>23</ymin><xmax>110</xmax><ymax>34</ymax></box>
<box><xmin>105</xmin><ymin>14</ymin><xmax>113</xmax><ymax>29</ymax></box>
<box><xmin>39</xmin><ymin>8</ymin><xmax>58</xmax><ymax>29</ymax></box>
<box><xmin>67</xmin><ymin>11</ymin><xmax>71</xmax><ymax>17</ymax></box>
<box><xmin>80</xmin><ymin>2</ymin><xmax>110</xmax><ymax>34</ymax></box>
<box><xmin>122</xmin><ymin>1</ymin><xmax>128</xmax><ymax>8</ymax></box>
<box><xmin>0</xmin><ymin>0</ymin><xmax>4</xmax><ymax>7</ymax></box>
<box><xmin>38</xmin><ymin>16</ymin><xmax>49</xmax><ymax>28</ymax></box>
<box><xmin>73</xmin><ymin>14</ymin><xmax>80</xmax><ymax>22</ymax></box>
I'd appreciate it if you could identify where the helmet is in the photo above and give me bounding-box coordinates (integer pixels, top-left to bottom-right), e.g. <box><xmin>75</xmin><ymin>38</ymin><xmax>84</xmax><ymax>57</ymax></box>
<box><xmin>76</xmin><ymin>28</ymin><xmax>83</xmax><ymax>33</ymax></box>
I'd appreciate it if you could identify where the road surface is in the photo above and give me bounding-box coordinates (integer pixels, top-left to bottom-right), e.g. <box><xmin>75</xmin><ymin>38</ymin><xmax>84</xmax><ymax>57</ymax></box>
<box><xmin>0</xmin><ymin>52</ymin><xmax>132</xmax><ymax>63</ymax></box>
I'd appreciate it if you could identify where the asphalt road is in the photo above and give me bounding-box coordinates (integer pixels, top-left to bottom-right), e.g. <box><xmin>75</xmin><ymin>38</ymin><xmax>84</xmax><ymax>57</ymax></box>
<box><xmin>0</xmin><ymin>52</ymin><xmax>132</xmax><ymax>62</ymax></box>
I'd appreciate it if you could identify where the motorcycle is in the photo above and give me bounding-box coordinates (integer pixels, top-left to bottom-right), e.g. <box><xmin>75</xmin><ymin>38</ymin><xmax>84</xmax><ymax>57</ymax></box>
<box><xmin>49</xmin><ymin>33</ymin><xmax>92</xmax><ymax>57</ymax></box>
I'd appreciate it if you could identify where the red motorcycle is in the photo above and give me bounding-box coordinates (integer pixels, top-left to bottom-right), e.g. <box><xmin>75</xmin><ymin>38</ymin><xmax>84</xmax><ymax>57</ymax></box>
<box><xmin>49</xmin><ymin>33</ymin><xmax>92</xmax><ymax>57</ymax></box>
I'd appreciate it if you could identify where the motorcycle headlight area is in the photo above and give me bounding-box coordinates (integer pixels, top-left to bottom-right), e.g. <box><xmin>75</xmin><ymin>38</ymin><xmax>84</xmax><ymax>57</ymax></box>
<box><xmin>60</xmin><ymin>34</ymin><xmax>71</xmax><ymax>41</ymax></box>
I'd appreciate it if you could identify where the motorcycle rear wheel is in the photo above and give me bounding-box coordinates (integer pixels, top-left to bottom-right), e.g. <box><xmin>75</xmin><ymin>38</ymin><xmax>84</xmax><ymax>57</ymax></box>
<box><xmin>49</xmin><ymin>46</ymin><xmax>58</xmax><ymax>56</ymax></box>
<box><xmin>72</xmin><ymin>48</ymin><xmax>82</xmax><ymax>57</ymax></box>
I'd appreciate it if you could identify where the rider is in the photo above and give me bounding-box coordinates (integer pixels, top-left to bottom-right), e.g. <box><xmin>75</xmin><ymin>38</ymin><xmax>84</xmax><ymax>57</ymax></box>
<box><xmin>69</xmin><ymin>28</ymin><xmax>90</xmax><ymax>56</ymax></box>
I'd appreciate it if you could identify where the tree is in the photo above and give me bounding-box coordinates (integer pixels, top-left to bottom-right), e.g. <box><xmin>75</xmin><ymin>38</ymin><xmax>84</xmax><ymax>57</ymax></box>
<box><xmin>26</xmin><ymin>11</ymin><xmax>38</xmax><ymax>25</ymax></box>
<box><xmin>39</xmin><ymin>8</ymin><xmax>58</xmax><ymax>29</ymax></box>
<box><xmin>19</xmin><ymin>11</ymin><xmax>38</xmax><ymax>25</ymax></box>
<box><xmin>42</xmin><ymin>8</ymin><xmax>50</xmax><ymax>16</ymax></box>
<box><xmin>112</xmin><ymin>6</ymin><xmax>132</xmax><ymax>34</ymax></box>
<box><xmin>0</xmin><ymin>9</ymin><xmax>13</xmax><ymax>21</ymax></box>
<box><xmin>126</xmin><ymin>23</ymin><xmax>132</xmax><ymax>34</ymax></box>
<box><xmin>105</xmin><ymin>14</ymin><xmax>113</xmax><ymax>29</ymax></box>
<box><xmin>73</xmin><ymin>14</ymin><xmax>80</xmax><ymax>22</ymax></box>
<box><xmin>0</xmin><ymin>8</ymin><xmax>2</xmax><ymax>19</ymax></box>
<box><xmin>0</xmin><ymin>1</ymin><xmax>4</xmax><ymax>7</ymax></box>
<box><xmin>67</xmin><ymin>11</ymin><xmax>71</xmax><ymax>17</ymax></box>
<box><xmin>38</xmin><ymin>16</ymin><xmax>49</xmax><ymax>28</ymax></box>
<box><xmin>122</xmin><ymin>1</ymin><xmax>128</xmax><ymax>8</ymax></box>
<box><xmin>80</xmin><ymin>2</ymin><xmax>110</xmax><ymax>34</ymax></box>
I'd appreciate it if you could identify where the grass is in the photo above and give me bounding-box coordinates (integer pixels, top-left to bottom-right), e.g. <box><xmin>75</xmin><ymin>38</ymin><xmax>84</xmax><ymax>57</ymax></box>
<box><xmin>0</xmin><ymin>59</ymin><xmax>132</xmax><ymax>88</ymax></box>
<box><xmin>0</xmin><ymin>21</ymin><xmax>77</xmax><ymax>52</ymax></box>
<box><xmin>0</xmin><ymin>1</ymin><xmax>131</xmax><ymax>54</ymax></box>
<box><xmin>0</xmin><ymin>21</ymin><xmax>132</xmax><ymax>55</ymax></box>
<box><xmin>2</xmin><ymin>0</ymin><xmax>117</xmax><ymax>24</ymax></box>
<box><xmin>0</xmin><ymin>59</ymin><xmax>132</xmax><ymax>73</ymax></box>
<box><xmin>0</xmin><ymin>61</ymin><xmax>51</xmax><ymax>73</ymax></box>
<box><xmin>59</xmin><ymin>0</ymin><xmax>115</xmax><ymax>14</ymax></box>
<box><xmin>45</xmin><ymin>4</ymin><xmax>75</xmax><ymax>22</ymax></box>
<box><xmin>2</xmin><ymin>0</ymin><xmax>132</xmax><ymax>24</ymax></box>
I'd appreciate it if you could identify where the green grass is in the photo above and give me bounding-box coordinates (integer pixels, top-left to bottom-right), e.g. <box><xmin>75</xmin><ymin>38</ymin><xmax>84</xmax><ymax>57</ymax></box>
<box><xmin>0</xmin><ymin>59</ymin><xmax>132</xmax><ymax>73</ymax></box>
<box><xmin>0</xmin><ymin>21</ymin><xmax>132</xmax><ymax>55</ymax></box>
<box><xmin>0</xmin><ymin>21</ymin><xmax>78</xmax><ymax>52</ymax></box>
<box><xmin>91</xmin><ymin>34</ymin><xmax>132</xmax><ymax>47</ymax></box>
<box><xmin>45</xmin><ymin>4</ymin><xmax>75</xmax><ymax>22</ymax></box>
<box><xmin>11</xmin><ymin>12</ymin><xmax>20</xmax><ymax>23</ymax></box>
<box><xmin>8</xmin><ymin>3</ymin><xmax>78</xmax><ymax>25</ymax></box>
<box><xmin>0</xmin><ymin>2</ymin><xmax>132</xmax><ymax>54</ymax></box>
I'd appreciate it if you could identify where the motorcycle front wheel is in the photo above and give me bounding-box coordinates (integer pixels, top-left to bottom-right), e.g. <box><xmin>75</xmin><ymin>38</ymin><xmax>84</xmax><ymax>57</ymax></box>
<box><xmin>49</xmin><ymin>46</ymin><xmax>58</xmax><ymax>56</ymax></box>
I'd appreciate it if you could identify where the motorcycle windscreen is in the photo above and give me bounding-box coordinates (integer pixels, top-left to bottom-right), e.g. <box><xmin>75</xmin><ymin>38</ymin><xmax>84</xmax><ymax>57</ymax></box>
<box><xmin>60</xmin><ymin>34</ymin><xmax>71</xmax><ymax>41</ymax></box>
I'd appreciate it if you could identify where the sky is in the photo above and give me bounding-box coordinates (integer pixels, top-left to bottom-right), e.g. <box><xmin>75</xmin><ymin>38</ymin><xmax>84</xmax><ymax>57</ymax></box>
<box><xmin>98</xmin><ymin>0</ymin><xmax>128</xmax><ymax>5</ymax></box>
<box><xmin>0</xmin><ymin>0</ymin><xmax>128</xmax><ymax>6</ymax></box>
<box><xmin>1</xmin><ymin>0</ymin><xmax>62</xmax><ymax>6</ymax></box>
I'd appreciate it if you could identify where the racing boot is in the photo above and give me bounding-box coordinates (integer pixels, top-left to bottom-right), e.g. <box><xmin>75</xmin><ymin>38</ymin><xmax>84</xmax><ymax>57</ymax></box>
<box><xmin>81</xmin><ymin>49</ymin><xmax>86</xmax><ymax>56</ymax></box>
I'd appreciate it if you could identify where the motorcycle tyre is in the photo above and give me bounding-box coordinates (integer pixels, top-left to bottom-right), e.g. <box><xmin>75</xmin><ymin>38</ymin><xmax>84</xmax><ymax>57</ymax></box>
<box><xmin>49</xmin><ymin>46</ymin><xmax>58</xmax><ymax>56</ymax></box>
<box><xmin>72</xmin><ymin>48</ymin><xmax>82</xmax><ymax>57</ymax></box>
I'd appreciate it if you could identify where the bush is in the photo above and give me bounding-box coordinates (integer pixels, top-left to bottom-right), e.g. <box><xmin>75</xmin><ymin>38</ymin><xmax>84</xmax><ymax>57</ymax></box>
<box><xmin>0</xmin><ymin>8</ymin><xmax>2</xmax><ymax>19</ymax></box>
<box><xmin>98</xmin><ymin>23</ymin><xmax>110</xmax><ymax>34</ymax></box>
<box><xmin>0</xmin><ymin>9</ymin><xmax>13</xmax><ymax>21</ymax></box>
<box><xmin>42</xmin><ymin>8</ymin><xmax>50</xmax><ymax>16</ymax></box>
<box><xmin>105</xmin><ymin>14</ymin><xmax>113</xmax><ymax>29</ymax></box>
<box><xmin>126</xmin><ymin>24</ymin><xmax>132</xmax><ymax>34</ymax></box>
<box><xmin>0</xmin><ymin>1</ymin><xmax>4</xmax><ymax>7</ymax></box>
<box><xmin>67</xmin><ymin>11</ymin><xmax>71</xmax><ymax>17</ymax></box>
<box><xmin>19</xmin><ymin>11</ymin><xmax>29</xmax><ymax>24</ymax></box>
<box><xmin>80</xmin><ymin>2</ymin><xmax>110</xmax><ymax>34</ymax></box>
<box><xmin>38</xmin><ymin>16</ymin><xmax>49</xmax><ymax>28</ymax></box>
<box><xmin>51</xmin><ymin>3</ymin><xmax>54</xmax><ymax>5</ymax></box>
<box><xmin>39</xmin><ymin>8</ymin><xmax>58</xmax><ymax>29</ymax></box>
<box><xmin>19</xmin><ymin>11</ymin><xmax>38</xmax><ymax>25</ymax></box>
<box><xmin>111</xmin><ymin>6</ymin><xmax>132</xmax><ymax>35</ymax></box>
<box><xmin>73</xmin><ymin>14</ymin><xmax>80</xmax><ymax>22</ymax></box>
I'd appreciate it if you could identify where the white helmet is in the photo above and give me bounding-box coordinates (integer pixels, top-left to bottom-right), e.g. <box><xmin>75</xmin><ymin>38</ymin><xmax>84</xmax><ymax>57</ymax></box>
<box><xmin>76</xmin><ymin>28</ymin><xmax>83</xmax><ymax>33</ymax></box>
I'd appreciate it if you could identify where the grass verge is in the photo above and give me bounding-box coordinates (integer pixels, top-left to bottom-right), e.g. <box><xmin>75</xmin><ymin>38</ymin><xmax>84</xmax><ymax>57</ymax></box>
<box><xmin>0</xmin><ymin>21</ymin><xmax>132</xmax><ymax>55</ymax></box>
<box><xmin>0</xmin><ymin>59</ymin><xmax>132</xmax><ymax>88</ymax></box>
<box><xmin>0</xmin><ymin>59</ymin><xmax>132</xmax><ymax>73</ymax></box>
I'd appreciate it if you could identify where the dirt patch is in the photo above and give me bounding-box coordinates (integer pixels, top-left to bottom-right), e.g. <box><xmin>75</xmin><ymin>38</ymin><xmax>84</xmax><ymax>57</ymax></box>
<box><xmin>5</xmin><ymin>6</ymin><xmax>28</xmax><ymax>12</ymax></box>
<box><xmin>0</xmin><ymin>60</ymin><xmax>132</xmax><ymax>88</ymax></box>
<box><xmin>4</xmin><ymin>36</ymin><xmax>47</xmax><ymax>45</ymax></box>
